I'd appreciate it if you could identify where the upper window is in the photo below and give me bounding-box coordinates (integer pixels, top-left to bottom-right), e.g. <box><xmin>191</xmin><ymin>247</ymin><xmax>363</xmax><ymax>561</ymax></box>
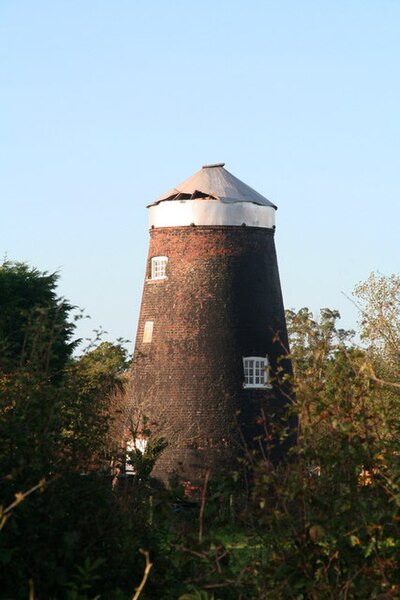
<box><xmin>243</xmin><ymin>356</ymin><xmax>271</xmax><ymax>388</ymax></box>
<box><xmin>151</xmin><ymin>256</ymin><xmax>168</xmax><ymax>280</ymax></box>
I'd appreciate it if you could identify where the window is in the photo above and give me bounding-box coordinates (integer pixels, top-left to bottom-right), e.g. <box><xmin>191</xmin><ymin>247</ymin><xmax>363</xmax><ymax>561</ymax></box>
<box><xmin>151</xmin><ymin>256</ymin><xmax>168</xmax><ymax>280</ymax></box>
<box><xmin>143</xmin><ymin>321</ymin><xmax>154</xmax><ymax>343</ymax></box>
<box><xmin>125</xmin><ymin>437</ymin><xmax>148</xmax><ymax>475</ymax></box>
<box><xmin>243</xmin><ymin>356</ymin><xmax>271</xmax><ymax>388</ymax></box>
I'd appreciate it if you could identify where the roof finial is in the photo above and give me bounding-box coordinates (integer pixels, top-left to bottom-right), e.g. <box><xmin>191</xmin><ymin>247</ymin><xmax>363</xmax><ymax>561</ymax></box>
<box><xmin>202</xmin><ymin>163</ymin><xmax>225</xmax><ymax>169</ymax></box>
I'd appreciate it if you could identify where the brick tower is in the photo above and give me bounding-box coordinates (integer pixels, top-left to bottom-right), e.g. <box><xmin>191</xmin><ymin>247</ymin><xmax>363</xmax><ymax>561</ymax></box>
<box><xmin>131</xmin><ymin>163</ymin><xmax>293</xmax><ymax>483</ymax></box>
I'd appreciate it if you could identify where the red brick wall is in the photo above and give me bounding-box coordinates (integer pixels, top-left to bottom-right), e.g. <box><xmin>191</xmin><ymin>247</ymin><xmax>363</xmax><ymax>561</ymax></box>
<box><xmin>131</xmin><ymin>225</ymin><xmax>293</xmax><ymax>483</ymax></box>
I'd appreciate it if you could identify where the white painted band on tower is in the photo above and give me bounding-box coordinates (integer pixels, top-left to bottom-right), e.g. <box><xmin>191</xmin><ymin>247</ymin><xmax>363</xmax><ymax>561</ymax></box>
<box><xmin>149</xmin><ymin>199</ymin><xmax>276</xmax><ymax>229</ymax></box>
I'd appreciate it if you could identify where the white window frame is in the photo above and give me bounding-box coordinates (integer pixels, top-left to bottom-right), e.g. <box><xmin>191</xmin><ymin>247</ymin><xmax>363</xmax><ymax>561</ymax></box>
<box><xmin>243</xmin><ymin>356</ymin><xmax>271</xmax><ymax>389</ymax></box>
<box><xmin>150</xmin><ymin>256</ymin><xmax>168</xmax><ymax>280</ymax></box>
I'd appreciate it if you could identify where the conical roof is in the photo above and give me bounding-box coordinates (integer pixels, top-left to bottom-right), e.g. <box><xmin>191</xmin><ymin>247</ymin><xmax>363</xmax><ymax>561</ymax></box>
<box><xmin>148</xmin><ymin>163</ymin><xmax>277</xmax><ymax>209</ymax></box>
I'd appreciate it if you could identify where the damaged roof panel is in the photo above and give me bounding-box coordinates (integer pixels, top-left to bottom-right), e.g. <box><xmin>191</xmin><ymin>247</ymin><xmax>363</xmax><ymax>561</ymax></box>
<box><xmin>148</xmin><ymin>163</ymin><xmax>277</xmax><ymax>209</ymax></box>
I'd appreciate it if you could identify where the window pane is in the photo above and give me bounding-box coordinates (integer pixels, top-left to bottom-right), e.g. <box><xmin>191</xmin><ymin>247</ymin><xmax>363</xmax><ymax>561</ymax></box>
<box><xmin>151</xmin><ymin>256</ymin><xmax>168</xmax><ymax>279</ymax></box>
<box><xmin>243</xmin><ymin>356</ymin><xmax>269</xmax><ymax>387</ymax></box>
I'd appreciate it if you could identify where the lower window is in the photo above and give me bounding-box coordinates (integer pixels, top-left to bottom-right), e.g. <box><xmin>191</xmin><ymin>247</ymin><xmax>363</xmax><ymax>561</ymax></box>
<box><xmin>243</xmin><ymin>356</ymin><xmax>271</xmax><ymax>388</ymax></box>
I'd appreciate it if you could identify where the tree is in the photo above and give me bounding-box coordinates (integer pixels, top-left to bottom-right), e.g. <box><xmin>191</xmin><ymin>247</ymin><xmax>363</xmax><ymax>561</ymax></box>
<box><xmin>352</xmin><ymin>273</ymin><xmax>400</xmax><ymax>449</ymax></box>
<box><xmin>0</xmin><ymin>260</ymin><xmax>76</xmax><ymax>376</ymax></box>
<box><xmin>285</xmin><ymin>307</ymin><xmax>356</xmax><ymax>444</ymax></box>
<box><xmin>62</xmin><ymin>341</ymin><xmax>131</xmax><ymax>470</ymax></box>
<box><xmin>354</xmin><ymin>272</ymin><xmax>400</xmax><ymax>384</ymax></box>
<box><xmin>0</xmin><ymin>263</ymin><xmax>156</xmax><ymax>599</ymax></box>
<box><xmin>0</xmin><ymin>261</ymin><xmax>78</xmax><ymax>485</ymax></box>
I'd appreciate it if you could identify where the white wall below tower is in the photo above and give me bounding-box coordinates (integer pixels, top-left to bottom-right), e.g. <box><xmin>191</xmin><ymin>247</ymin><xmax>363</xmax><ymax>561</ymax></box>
<box><xmin>149</xmin><ymin>199</ymin><xmax>276</xmax><ymax>229</ymax></box>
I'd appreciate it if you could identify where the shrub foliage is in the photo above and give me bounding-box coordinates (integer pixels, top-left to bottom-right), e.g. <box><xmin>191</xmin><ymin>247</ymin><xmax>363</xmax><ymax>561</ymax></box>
<box><xmin>1</xmin><ymin>262</ymin><xmax>399</xmax><ymax>599</ymax></box>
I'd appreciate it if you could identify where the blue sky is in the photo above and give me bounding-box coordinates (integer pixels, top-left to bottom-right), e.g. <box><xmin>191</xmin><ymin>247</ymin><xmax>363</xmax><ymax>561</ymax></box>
<box><xmin>1</xmin><ymin>1</ymin><xmax>399</xmax><ymax>352</ymax></box>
